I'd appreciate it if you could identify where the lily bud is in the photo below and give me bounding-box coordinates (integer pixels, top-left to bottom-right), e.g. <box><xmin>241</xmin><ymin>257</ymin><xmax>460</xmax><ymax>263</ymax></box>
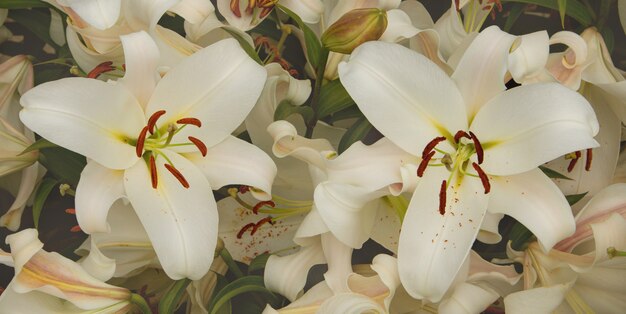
<box><xmin>321</xmin><ymin>8</ymin><xmax>387</xmax><ymax>54</ymax></box>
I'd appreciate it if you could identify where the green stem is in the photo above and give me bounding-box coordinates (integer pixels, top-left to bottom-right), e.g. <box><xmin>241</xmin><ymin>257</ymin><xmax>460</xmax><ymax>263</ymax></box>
<box><xmin>220</xmin><ymin>247</ymin><xmax>245</xmax><ymax>278</ymax></box>
<box><xmin>129</xmin><ymin>293</ymin><xmax>152</xmax><ymax>314</ymax></box>
<box><xmin>607</xmin><ymin>247</ymin><xmax>626</xmax><ymax>258</ymax></box>
<box><xmin>305</xmin><ymin>49</ymin><xmax>330</xmax><ymax>138</ymax></box>
<box><xmin>158</xmin><ymin>279</ymin><xmax>192</xmax><ymax>314</ymax></box>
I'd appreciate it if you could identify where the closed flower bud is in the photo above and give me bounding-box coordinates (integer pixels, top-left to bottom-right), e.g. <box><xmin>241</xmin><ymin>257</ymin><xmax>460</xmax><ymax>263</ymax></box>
<box><xmin>321</xmin><ymin>8</ymin><xmax>387</xmax><ymax>54</ymax></box>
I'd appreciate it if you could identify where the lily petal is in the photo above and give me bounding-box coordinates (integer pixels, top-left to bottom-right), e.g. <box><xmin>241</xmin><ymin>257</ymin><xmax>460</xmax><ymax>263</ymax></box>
<box><xmin>146</xmin><ymin>38</ymin><xmax>266</xmax><ymax>149</ymax></box>
<box><xmin>280</xmin><ymin>0</ymin><xmax>324</xmax><ymax>24</ymax></box>
<box><xmin>268</xmin><ymin>120</ymin><xmax>335</xmax><ymax>171</ymax></box>
<box><xmin>118</xmin><ymin>31</ymin><xmax>160</xmax><ymax>106</ymax></box>
<box><xmin>75</xmin><ymin>161</ymin><xmax>126</xmax><ymax>234</ymax></box>
<box><xmin>20</xmin><ymin>78</ymin><xmax>145</xmax><ymax>170</ymax></box>
<box><xmin>488</xmin><ymin>169</ymin><xmax>575</xmax><ymax>252</ymax></box>
<box><xmin>186</xmin><ymin>135</ymin><xmax>277</xmax><ymax>200</ymax></box>
<box><xmin>170</xmin><ymin>0</ymin><xmax>215</xmax><ymax>25</ymax></box>
<box><xmin>317</xmin><ymin>293</ymin><xmax>386</xmax><ymax>314</ymax></box>
<box><xmin>124</xmin><ymin>150</ymin><xmax>217</xmax><ymax>280</ymax></box>
<box><xmin>439</xmin><ymin>282</ymin><xmax>499</xmax><ymax>314</ymax></box>
<box><xmin>379</xmin><ymin>9</ymin><xmax>420</xmax><ymax>43</ymax></box>
<box><xmin>470</xmin><ymin>83</ymin><xmax>599</xmax><ymax>176</ymax></box>
<box><xmin>398</xmin><ymin>166</ymin><xmax>488</xmax><ymax>302</ymax></box>
<box><xmin>504</xmin><ymin>284</ymin><xmax>569</xmax><ymax>314</ymax></box>
<box><xmin>508</xmin><ymin>31</ymin><xmax>550</xmax><ymax>84</ymax></box>
<box><xmin>322</xmin><ymin>233</ymin><xmax>354</xmax><ymax>294</ymax></box>
<box><xmin>63</xmin><ymin>0</ymin><xmax>121</xmax><ymax>30</ymax></box>
<box><xmin>0</xmin><ymin>162</ymin><xmax>40</xmax><ymax>231</ymax></box>
<box><xmin>339</xmin><ymin>41</ymin><xmax>467</xmax><ymax>155</ymax></box>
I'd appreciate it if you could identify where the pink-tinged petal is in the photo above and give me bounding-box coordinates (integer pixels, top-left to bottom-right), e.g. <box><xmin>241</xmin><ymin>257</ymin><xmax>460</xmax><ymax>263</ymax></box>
<box><xmin>545</xmin><ymin>31</ymin><xmax>587</xmax><ymax>90</ymax></box>
<box><xmin>186</xmin><ymin>135</ymin><xmax>276</xmax><ymax>200</ymax></box>
<box><xmin>544</xmin><ymin>86</ymin><xmax>621</xmax><ymax>213</ymax></box>
<box><xmin>20</xmin><ymin>78</ymin><xmax>145</xmax><ymax>170</ymax></box>
<box><xmin>268</xmin><ymin>120</ymin><xmax>335</xmax><ymax>171</ymax></box>
<box><xmin>118</xmin><ymin>31</ymin><xmax>160</xmax><ymax>106</ymax></box>
<box><xmin>467</xmin><ymin>251</ymin><xmax>521</xmax><ymax>296</ymax></box>
<box><xmin>470</xmin><ymin>83</ymin><xmax>599</xmax><ymax>176</ymax></box>
<box><xmin>339</xmin><ymin>41</ymin><xmax>467</xmax><ymax>155</ymax></box>
<box><xmin>452</xmin><ymin>26</ymin><xmax>517</xmax><ymax>119</ymax></box>
<box><xmin>504</xmin><ymin>285</ymin><xmax>569</xmax><ymax>314</ymax></box>
<box><xmin>64</xmin><ymin>0</ymin><xmax>121</xmax><ymax>30</ymax></box>
<box><xmin>488</xmin><ymin>169</ymin><xmax>575</xmax><ymax>252</ymax></box>
<box><xmin>5</xmin><ymin>229</ymin><xmax>130</xmax><ymax>309</ymax></box>
<box><xmin>369</xmin><ymin>254</ymin><xmax>400</xmax><ymax>310</ymax></box>
<box><xmin>264</xmin><ymin>240</ymin><xmax>326</xmax><ymax>301</ymax></box>
<box><xmin>146</xmin><ymin>38</ymin><xmax>266</xmax><ymax>149</ymax></box>
<box><xmin>75</xmin><ymin>161</ymin><xmax>126</xmax><ymax>234</ymax></box>
<box><xmin>398</xmin><ymin>166</ymin><xmax>488</xmax><ymax>302</ymax></box>
<box><xmin>322</xmin><ymin>233</ymin><xmax>353</xmax><ymax>294</ymax></box>
<box><xmin>124</xmin><ymin>150</ymin><xmax>217</xmax><ymax>280</ymax></box>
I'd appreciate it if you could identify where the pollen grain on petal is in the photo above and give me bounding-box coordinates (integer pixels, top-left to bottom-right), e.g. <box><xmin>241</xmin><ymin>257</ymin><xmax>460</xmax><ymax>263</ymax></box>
<box><xmin>164</xmin><ymin>164</ymin><xmax>190</xmax><ymax>188</ymax></box>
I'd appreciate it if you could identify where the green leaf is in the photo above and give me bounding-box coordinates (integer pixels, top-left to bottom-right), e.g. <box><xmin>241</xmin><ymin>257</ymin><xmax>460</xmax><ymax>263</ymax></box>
<box><xmin>600</xmin><ymin>26</ymin><xmax>614</xmax><ymax>53</ymax></box>
<box><xmin>9</xmin><ymin>9</ymin><xmax>59</xmax><ymax>49</ymax></box>
<box><xmin>158</xmin><ymin>279</ymin><xmax>191</xmax><ymax>314</ymax></box>
<box><xmin>247</xmin><ymin>253</ymin><xmax>271</xmax><ymax>274</ymax></box>
<box><xmin>208</xmin><ymin>276</ymin><xmax>278</xmax><ymax>314</ymax></box>
<box><xmin>504</xmin><ymin>3</ymin><xmax>526</xmax><ymax>32</ymax></box>
<box><xmin>277</xmin><ymin>4</ymin><xmax>323</xmax><ymax>68</ymax></box>
<box><xmin>329</xmin><ymin>106</ymin><xmax>362</xmax><ymax>123</ymax></box>
<box><xmin>538</xmin><ymin>165</ymin><xmax>573</xmax><ymax>180</ymax></box>
<box><xmin>221</xmin><ymin>27</ymin><xmax>263</xmax><ymax>65</ymax></box>
<box><xmin>338</xmin><ymin>117</ymin><xmax>372</xmax><ymax>153</ymax></box>
<box><xmin>219</xmin><ymin>247</ymin><xmax>245</xmax><ymax>278</ymax></box>
<box><xmin>501</xmin><ymin>0</ymin><xmax>593</xmax><ymax>26</ymax></box>
<box><xmin>210</xmin><ymin>275</ymin><xmax>232</xmax><ymax>314</ymax></box>
<box><xmin>557</xmin><ymin>0</ymin><xmax>567</xmax><ymax>27</ymax></box>
<box><xmin>274</xmin><ymin>99</ymin><xmax>314</xmax><ymax>123</ymax></box>
<box><xmin>317</xmin><ymin>79</ymin><xmax>356</xmax><ymax>118</ymax></box>
<box><xmin>32</xmin><ymin>178</ymin><xmax>58</xmax><ymax>229</ymax></box>
<box><xmin>509</xmin><ymin>222</ymin><xmax>535</xmax><ymax>251</ymax></box>
<box><xmin>566</xmin><ymin>192</ymin><xmax>587</xmax><ymax>206</ymax></box>
<box><xmin>19</xmin><ymin>138</ymin><xmax>57</xmax><ymax>155</ymax></box>
<box><xmin>38</xmin><ymin>146</ymin><xmax>87</xmax><ymax>187</ymax></box>
<box><xmin>0</xmin><ymin>0</ymin><xmax>49</xmax><ymax>9</ymax></box>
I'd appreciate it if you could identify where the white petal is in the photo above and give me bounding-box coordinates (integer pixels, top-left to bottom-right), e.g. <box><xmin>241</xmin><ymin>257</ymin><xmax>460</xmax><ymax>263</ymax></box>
<box><xmin>20</xmin><ymin>78</ymin><xmax>145</xmax><ymax>169</ymax></box>
<box><xmin>48</xmin><ymin>9</ymin><xmax>66</xmax><ymax>46</ymax></box>
<box><xmin>398</xmin><ymin>166</ymin><xmax>488</xmax><ymax>302</ymax></box>
<box><xmin>317</xmin><ymin>293</ymin><xmax>385</xmax><ymax>314</ymax></box>
<box><xmin>186</xmin><ymin>135</ymin><xmax>276</xmax><ymax>200</ymax></box>
<box><xmin>264</xmin><ymin>240</ymin><xmax>326</xmax><ymax>301</ymax></box>
<box><xmin>294</xmin><ymin>206</ymin><xmax>331</xmax><ymax>244</ymax></box>
<box><xmin>75</xmin><ymin>161</ymin><xmax>126</xmax><ymax>234</ymax></box>
<box><xmin>595</xmin><ymin>81</ymin><xmax>626</xmax><ymax>124</ymax></box>
<box><xmin>488</xmin><ymin>169</ymin><xmax>575</xmax><ymax>252</ymax></box>
<box><xmin>370</xmin><ymin>254</ymin><xmax>400</xmax><ymax>310</ymax></box>
<box><xmin>583</xmin><ymin>213</ymin><xmax>626</xmax><ymax>268</ymax></box>
<box><xmin>433</xmin><ymin>6</ymin><xmax>466</xmax><ymax>60</ymax></box>
<box><xmin>124</xmin><ymin>150</ymin><xmax>217</xmax><ymax>280</ymax></box>
<box><xmin>65</xmin><ymin>26</ymin><xmax>125</xmax><ymax>76</ymax></box>
<box><xmin>379</xmin><ymin>9</ymin><xmax>420</xmax><ymax>43</ymax></box>
<box><xmin>118</xmin><ymin>31</ymin><xmax>160</xmax><ymax>106</ymax></box>
<box><xmin>146</xmin><ymin>38</ymin><xmax>266</xmax><ymax>149</ymax></box>
<box><xmin>322</xmin><ymin>233</ymin><xmax>353</xmax><ymax>294</ymax></box>
<box><xmin>267</xmin><ymin>120</ymin><xmax>335</xmax><ymax>171</ymax></box>
<box><xmin>476</xmin><ymin>212</ymin><xmax>503</xmax><ymax>244</ymax></box>
<box><xmin>439</xmin><ymin>282</ymin><xmax>499</xmax><ymax>314</ymax></box>
<box><xmin>122</xmin><ymin>0</ymin><xmax>179</xmax><ymax>30</ymax></box>
<box><xmin>504</xmin><ymin>285</ymin><xmax>568</xmax><ymax>314</ymax></box>
<box><xmin>370</xmin><ymin>200</ymin><xmax>402</xmax><ymax>254</ymax></box>
<box><xmin>470</xmin><ymin>83</ymin><xmax>599</xmax><ymax>175</ymax></box>
<box><xmin>280</xmin><ymin>0</ymin><xmax>324</xmax><ymax>24</ymax></box>
<box><xmin>508</xmin><ymin>31</ymin><xmax>550</xmax><ymax>84</ymax></box>
<box><xmin>580</xmin><ymin>28</ymin><xmax>623</xmax><ymax>84</ymax></box>
<box><xmin>77</xmin><ymin>237</ymin><xmax>116</xmax><ymax>281</ymax></box>
<box><xmin>5</xmin><ymin>229</ymin><xmax>43</xmax><ymax>274</ymax></box>
<box><xmin>339</xmin><ymin>41</ymin><xmax>467</xmax><ymax>155</ymax></box>
<box><xmin>169</xmin><ymin>0</ymin><xmax>215</xmax><ymax>24</ymax></box>
<box><xmin>65</xmin><ymin>0</ymin><xmax>121</xmax><ymax>30</ymax></box>
<box><xmin>452</xmin><ymin>26</ymin><xmax>517</xmax><ymax>119</ymax></box>
<box><xmin>0</xmin><ymin>163</ymin><xmax>40</xmax><ymax>231</ymax></box>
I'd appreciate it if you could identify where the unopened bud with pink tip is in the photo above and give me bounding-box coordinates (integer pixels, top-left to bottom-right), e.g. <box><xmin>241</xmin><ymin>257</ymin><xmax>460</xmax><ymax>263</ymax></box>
<box><xmin>321</xmin><ymin>8</ymin><xmax>388</xmax><ymax>54</ymax></box>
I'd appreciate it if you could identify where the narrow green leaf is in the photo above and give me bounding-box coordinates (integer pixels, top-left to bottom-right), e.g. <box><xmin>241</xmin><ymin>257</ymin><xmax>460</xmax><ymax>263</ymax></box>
<box><xmin>129</xmin><ymin>294</ymin><xmax>152</xmax><ymax>314</ymax></box>
<box><xmin>274</xmin><ymin>99</ymin><xmax>314</xmax><ymax>123</ymax></box>
<box><xmin>38</xmin><ymin>147</ymin><xmax>86</xmax><ymax>187</ymax></box>
<box><xmin>317</xmin><ymin>79</ymin><xmax>356</xmax><ymax>118</ymax></box>
<box><xmin>219</xmin><ymin>247</ymin><xmax>245</xmax><ymax>278</ymax></box>
<box><xmin>277</xmin><ymin>4</ymin><xmax>322</xmax><ymax>68</ymax></box>
<box><xmin>221</xmin><ymin>27</ymin><xmax>263</xmax><ymax>65</ymax></box>
<box><xmin>504</xmin><ymin>3</ymin><xmax>526</xmax><ymax>32</ymax></box>
<box><xmin>329</xmin><ymin>106</ymin><xmax>362</xmax><ymax>122</ymax></box>
<box><xmin>557</xmin><ymin>0</ymin><xmax>567</xmax><ymax>27</ymax></box>
<box><xmin>32</xmin><ymin>178</ymin><xmax>58</xmax><ymax>229</ymax></box>
<box><xmin>208</xmin><ymin>276</ymin><xmax>278</xmax><ymax>314</ymax></box>
<box><xmin>0</xmin><ymin>0</ymin><xmax>49</xmax><ymax>9</ymax></box>
<box><xmin>210</xmin><ymin>275</ymin><xmax>232</xmax><ymax>314</ymax></box>
<box><xmin>509</xmin><ymin>222</ymin><xmax>535</xmax><ymax>251</ymax></box>
<box><xmin>158</xmin><ymin>279</ymin><xmax>192</xmax><ymax>314</ymax></box>
<box><xmin>338</xmin><ymin>117</ymin><xmax>372</xmax><ymax>153</ymax></box>
<box><xmin>600</xmin><ymin>26</ymin><xmax>614</xmax><ymax>53</ymax></box>
<box><xmin>566</xmin><ymin>192</ymin><xmax>587</xmax><ymax>206</ymax></box>
<box><xmin>19</xmin><ymin>138</ymin><xmax>57</xmax><ymax>155</ymax></box>
<box><xmin>247</xmin><ymin>253</ymin><xmax>271</xmax><ymax>274</ymax></box>
<box><xmin>538</xmin><ymin>165</ymin><xmax>573</xmax><ymax>180</ymax></box>
<box><xmin>501</xmin><ymin>0</ymin><xmax>593</xmax><ymax>26</ymax></box>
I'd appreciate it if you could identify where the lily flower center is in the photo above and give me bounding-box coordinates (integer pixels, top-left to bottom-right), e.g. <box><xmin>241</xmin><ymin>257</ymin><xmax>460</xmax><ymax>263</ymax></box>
<box><xmin>131</xmin><ymin>110</ymin><xmax>208</xmax><ymax>189</ymax></box>
<box><xmin>417</xmin><ymin>130</ymin><xmax>491</xmax><ymax>215</ymax></box>
<box><xmin>230</xmin><ymin>0</ymin><xmax>277</xmax><ymax>19</ymax></box>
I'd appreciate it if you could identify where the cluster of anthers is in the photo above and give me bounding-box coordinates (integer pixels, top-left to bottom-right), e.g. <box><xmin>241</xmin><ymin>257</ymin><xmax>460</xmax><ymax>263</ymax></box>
<box><xmin>230</xmin><ymin>0</ymin><xmax>278</xmax><ymax>20</ymax></box>
<box><xmin>229</xmin><ymin>186</ymin><xmax>312</xmax><ymax>239</ymax></box>
<box><xmin>133</xmin><ymin>110</ymin><xmax>208</xmax><ymax>189</ymax></box>
<box><xmin>564</xmin><ymin>149</ymin><xmax>593</xmax><ymax>172</ymax></box>
<box><xmin>417</xmin><ymin>130</ymin><xmax>490</xmax><ymax>215</ymax></box>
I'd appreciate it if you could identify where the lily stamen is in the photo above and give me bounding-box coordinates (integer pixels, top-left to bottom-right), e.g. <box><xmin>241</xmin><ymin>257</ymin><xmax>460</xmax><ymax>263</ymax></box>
<box><xmin>147</xmin><ymin>110</ymin><xmax>166</xmax><ymax>134</ymax></box>
<box><xmin>230</xmin><ymin>0</ymin><xmax>242</xmax><ymax>17</ymax></box>
<box><xmin>468</xmin><ymin>131</ymin><xmax>484</xmax><ymax>164</ymax></box>
<box><xmin>439</xmin><ymin>180</ymin><xmax>447</xmax><ymax>215</ymax></box>
<box><xmin>417</xmin><ymin>150</ymin><xmax>436</xmax><ymax>177</ymax></box>
<box><xmin>585</xmin><ymin>148</ymin><xmax>593</xmax><ymax>171</ymax></box>
<box><xmin>149</xmin><ymin>155</ymin><xmax>158</xmax><ymax>188</ymax></box>
<box><xmin>566</xmin><ymin>151</ymin><xmax>582</xmax><ymax>172</ymax></box>
<box><xmin>164</xmin><ymin>164</ymin><xmax>189</xmax><ymax>188</ymax></box>
<box><xmin>87</xmin><ymin>61</ymin><xmax>115</xmax><ymax>79</ymax></box>
<box><xmin>454</xmin><ymin>130</ymin><xmax>471</xmax><ymax>143</ymax></box>
<box><xmin>188</xmin><ymin>136</ymin><xmax>208</xmax><ymax>156</ymax></box>
<box><xmin>237</xmin><ymin>222</ymin><xmax>255</xmax><ymax>238</ymax></box>
<box><xmin>252</xmin><ymin>200</ymin><xmax>275</xmax><ymax>214</ymax></box>
<box><xmin>422</xmin><ymin>136</ymin><xmax>447</xmax><ymax>158</ymax></box>
<box><xmin>472</xmin><ymin>162</ymin><xmax>491</xmax><ymax>193</ymax></box>
<box><xmin>176</xmin><ymin>117</ymin><xmax>202</xmax><ymax>127</ymax></box>
<box><xmin>135</xmin><ymin>126</ymin><xmax>149</xmax><ymax>157</ymax></box>
<box><xmin>251</xmin><ymin>217</ymin><xmax>274</xmax><ymax>235</ymax></box>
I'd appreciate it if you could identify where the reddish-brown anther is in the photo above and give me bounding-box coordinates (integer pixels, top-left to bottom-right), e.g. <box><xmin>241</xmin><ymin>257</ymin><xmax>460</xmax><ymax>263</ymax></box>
<box><xmin>567</xmin><ymin>151</ymin><xmax>582</xmax><ymax>172</ymax></box>
<box><xmin>70</xmin><ymin>225</ymin><xmax>82</xmax><ymax>232</ymax></box>
<box><xmin>439</xmin><ymin>180</ymin><xmax>447</xmax><ymax>215</ymax></box>
<box><xmin>164</xmin><ymin>164</ymin><xmax>190</xmax><ymax>188</ymax></box>
<box><xmin>65</xmin><ymin>208</ymin><xmax>76</xmax><ymax>214</ymax></box>
<box><xmin>188</xmin><ymin>136</ymin><xmax>207</xmax><ymax>156</ymax></box>
<box><xmin>468</xmin><ymin>131</ymin><xmax>484</xmax><ymax>164</ymax></box>
<box><xmin>136</xmin><ymin>126</ymin><xmax>149</xmax><ymax>157</ymax></box>
<box><xmin>585</xmin><ymin>148</ymin><xmax>593</xmax><ymax>171</ymax></box>
<box><xmin>237</xmin><ymin>223</ymin><xmax>255</xmax><ymax>239</ymax></box>
<box><xmin>251</xmin><ymin>217</ymin><xmax>274</xmax><ymax>235</ymax></box>
<box><xmin>147</xmin><ymin>110</ymin><xmax>166</xmax><ymax>134</ymax></box>
<box><xmin>252</xmin><ymin>200</ymin><xmax>275</xmax><ymax>214</ymax></box>
<box><xmin>472</xmin><ymin>162</ymin><xmax>491</xmax><ymax>194</ymax></box>
<box><xmin>454</xmin><ymin>130</ymin><xmax>471</xmax><ymax>143</ymax></box>
<box><xmin>176</xmin><ymin>118</ymin><xmax>202</xmax><ymax>128</ymax></box>
<box><xmin>87</xmin><ymin>61</ymin><xmax>114</xmax><ymax>79</ymax></box>
<box><xmin>230</xmin><ymin>0</ymin><xmax>242</xmax><ymax>17</ymax></box>
<box><xmin>417</xmin><ymin>150</ymin><xmax>436</xmax><ymax>177</ymax></box>
<box><xmin>149</xmin><ymin>155</ymin><xmax>158</xmax><ymax>189</ymax></box>
<box><xmin>239</xmin><ymin>185</ymin><xmax>250</xmax><ymax>194</ymax></box>
<box><xmin>422</xmin><ymin>136</ymin><xmax>446</xmax><ymax>158</ymax></box>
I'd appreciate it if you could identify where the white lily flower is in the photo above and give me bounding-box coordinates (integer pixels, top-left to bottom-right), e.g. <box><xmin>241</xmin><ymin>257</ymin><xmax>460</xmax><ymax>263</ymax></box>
<box><xmin>0</xmin><ymin>229</ymin><xmax>134</xmax><ymax>313</ymax></box>
<box><xmin>504</xmin><ymin>183</ymin><xmax>626</xmax><ymax>313</ymax></box>
<box><xmin>53</xmin><ymin>0</ymin><xmax>121</xmax><ymax>30</ymax></box>
<box><xmin>0</xmin><ymin>55</ymin><xmax>43</xmax><ymax>231</ymax></box>
<box><xmin>19</xmin><ymin>31</ymin><xmax>275</xmax><ymax>280</ymax></box>
<box><xmin>338</xmin><ymin>26</ymin><xmax>599</xmax><ymax>302</ymax></box>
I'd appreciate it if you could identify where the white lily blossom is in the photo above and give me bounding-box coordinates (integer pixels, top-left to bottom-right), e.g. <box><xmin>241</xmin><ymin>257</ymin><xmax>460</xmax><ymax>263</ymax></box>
<box><xmin>19</xmin><ymin>31</ymin><xmax>276</xmax><ymax>280</ymax></box>
<box><xmin>339</xmin><ymin>26</ymin><xmax>599</xmax><ymax>302</ymax></box>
